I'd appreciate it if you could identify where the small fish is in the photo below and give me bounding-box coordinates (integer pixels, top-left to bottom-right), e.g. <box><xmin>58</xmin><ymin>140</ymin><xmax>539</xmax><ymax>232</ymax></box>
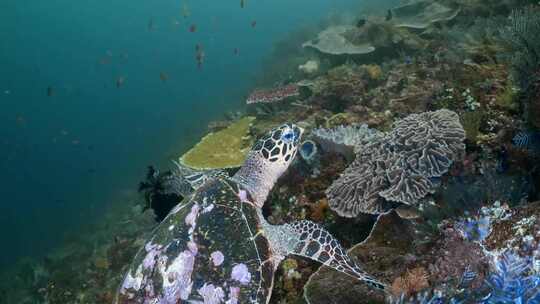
<box><xmin>160</xmin><ymin>72</ymin><xmax>168</xmax><ymax>83</ymax></box>
<box><xmin>106</xmin><ymin>50</ymin><xmax>113</xmax><ymax>57</ymax></box>
<box><xmin>233</xmin><ymin>48</ymin><xmax>239</xmax><ymax>55</ymax></box>
<box><xmin>47</xmin><ymin>86</ymin><xmax>54</xmax><ymax>97</ymax></box>
<box><xmin>356</xmin><ymin>18</ymin><xmax>366</xmax><ymax>28</ymax></box>
<box><xmin>72</xmin><ymin>139</ymin><xmax>80</xmax><ymax>145</ymax></box>
<box><xmin>240</xmin><ymin>0</ymin><xmax>245</xmax><ymax>8</ymax></box>
<box><xmin>148</xmin><ymin>18</ymin><xmax>155</xmax><ymax>31</ymax></box>
<box><xmin>189</xmin><ymin>24</ymin><xmax>197</xmax><ymax>32</ymax></box>
<box><xmin>385</xmin><ymin>9</ymin><xmax>393</xmax><ymax>21</ymax></box>
<box><xmin>496</xmin><ymin>145</ymin><xmax>509</xmax><ymax>173</ymax></box>
<box><xmin>195</xmin><ymin>44</ymin><xmax>205</xmax><ymax>68</ymax></box>
<box><xmin>99</xmin><ymin>57</ymin><xmax>110</xmax><ymax>65</ymax></box>
<box><xmin>4</xmin><ymin>90</ymin><xmax>10</xmax><ymax>95</ymax></box>
<box><xmin>116</xmin><ymin>76</ymin><xmax>125</xmax><ymax>88</ymax></box>
<box><xmin>251</xmin><ymin>20</ymin><xmax>257</xmax><ymax>28</ymax></box>
<box><xmin>15</xmin><ymin>115</ymin><xmax>26</xmax><ymax>126</ymax></box>
<box><xmin>395</xmin><ymin>205</ymin><xmax>422</xmax><ymax>220</ymax></box>
<box><xmin>404</xmin><ymin>56</ymin><xmax>413</xmax><ymax>65</ymax></box>
<box><xmin>196</xmin><ymin>50</ymin><xmax>205</xmax><ymax>69</ymax></box>
<box><xmin>61</xmin><ymin>130</ymin><xmax>69</xmax><ymax>136</ymax></box>
<box><xmin>182</xmin><ymin>2</ymin><xmax>191</xmax><ymax>18</ymax></box>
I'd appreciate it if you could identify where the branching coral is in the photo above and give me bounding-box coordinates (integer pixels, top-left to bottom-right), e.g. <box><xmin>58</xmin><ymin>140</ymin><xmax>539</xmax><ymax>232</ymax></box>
<box><xmin>326</xmin><ymin>109</ymin><xmax>466</xmax><ymax>216</ymax></box>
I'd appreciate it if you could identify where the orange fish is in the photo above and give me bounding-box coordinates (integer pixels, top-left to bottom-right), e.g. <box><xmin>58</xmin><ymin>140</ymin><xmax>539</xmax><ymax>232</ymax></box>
<box><xmin>160</xmin><ymin>72</ymin><xmax>168</xmax><ymax>82</ymax></box>
<box><xmin>189</xmin><ymin>24</ymin><xmax>197</xmax><ymax>32</ymax></box>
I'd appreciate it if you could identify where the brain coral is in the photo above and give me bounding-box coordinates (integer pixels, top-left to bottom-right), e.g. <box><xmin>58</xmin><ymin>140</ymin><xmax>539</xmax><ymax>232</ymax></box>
<box><xmin>326</xmin><ymin>109</ymin><xmax>465</xmax><ymax>217</ymax></box>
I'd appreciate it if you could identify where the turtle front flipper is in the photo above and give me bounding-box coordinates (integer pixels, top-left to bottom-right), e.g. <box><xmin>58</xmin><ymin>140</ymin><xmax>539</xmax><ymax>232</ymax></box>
<box><xmin>270</xmin><ymin>220</ymin><xmax>388</xmax><ymax>291</ymax></box>
<box><xmin>164</xmin><ymin>160</ymin><xmax>227</xmax><ymax>197</ymax></box>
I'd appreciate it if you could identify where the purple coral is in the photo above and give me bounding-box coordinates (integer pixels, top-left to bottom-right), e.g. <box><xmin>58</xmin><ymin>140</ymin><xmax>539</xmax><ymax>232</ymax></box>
<box><xmin>231</xmin><ymin>263</ymin><xmax>251</xmax><ymax>285</ymax></box>
<box><xmin>326</xmin><ymin>109</ymin><xmax>465</xmax><ymax>216</ymax></box>
<box><xmin>211</xmin><ymin>251</ymin><xmax>225</xmax><ymax>266</ymax></box>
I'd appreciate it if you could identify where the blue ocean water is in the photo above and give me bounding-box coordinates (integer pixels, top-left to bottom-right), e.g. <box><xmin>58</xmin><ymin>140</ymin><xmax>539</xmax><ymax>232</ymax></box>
<box><xmin>0</xmin><ymin>0</ymin><xmax>397</xmax><ymax>271</ymax></box>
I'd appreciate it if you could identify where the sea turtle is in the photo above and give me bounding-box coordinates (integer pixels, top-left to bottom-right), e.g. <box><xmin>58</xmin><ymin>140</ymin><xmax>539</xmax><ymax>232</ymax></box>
<box><xmin>116</xmin><ymin>123</ymin><xmax>387</xmax><ymax>304</ymax></box>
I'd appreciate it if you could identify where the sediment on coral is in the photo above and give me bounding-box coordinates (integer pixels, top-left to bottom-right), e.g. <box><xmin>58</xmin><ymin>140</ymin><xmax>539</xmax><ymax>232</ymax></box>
<box><xmin>326</xmin><ymin>109</ymin><xmax>466</xmax><ymax>217</ymax></box>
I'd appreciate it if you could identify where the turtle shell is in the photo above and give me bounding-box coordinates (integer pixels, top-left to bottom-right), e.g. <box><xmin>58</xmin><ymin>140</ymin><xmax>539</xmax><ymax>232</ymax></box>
<box><xmin>117</xmin><ymin>177</ymin><xmax>276</xmax><ymax>304</ymax></box>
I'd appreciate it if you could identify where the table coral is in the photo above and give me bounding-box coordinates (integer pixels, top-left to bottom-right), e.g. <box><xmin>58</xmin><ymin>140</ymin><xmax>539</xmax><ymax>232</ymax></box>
<box><xmin>179</xmin><ymin>117</ymin><xmax>255</xmax><ymax>170</ymax></box>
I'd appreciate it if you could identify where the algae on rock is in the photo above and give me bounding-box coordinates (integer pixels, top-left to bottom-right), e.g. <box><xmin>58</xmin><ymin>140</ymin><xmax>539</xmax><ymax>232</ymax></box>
<box><xmin>179</xmin><ymin>116</ymin><xmax>256</xmax><ymax>170</ymax></box>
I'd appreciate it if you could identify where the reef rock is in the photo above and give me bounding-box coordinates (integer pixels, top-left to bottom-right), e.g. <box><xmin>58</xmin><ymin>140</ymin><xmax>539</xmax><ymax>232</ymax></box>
<box><xmin>179</xmin><ymin>116</ymin><xmax>255</xmax><ymax>170</ymax></box>
<box><xmin>304</xmin><ymin>211</ymin><xmax>415</xmax><ymax>304</ymax></box>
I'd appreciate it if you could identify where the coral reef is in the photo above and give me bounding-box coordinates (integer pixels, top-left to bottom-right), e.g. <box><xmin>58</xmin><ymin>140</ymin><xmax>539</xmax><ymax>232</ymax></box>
<box><xmin>6</xmin><ymin>1</ymin><xmax>540</xmax><ymax>303</ymax></box>
<box><xmin>390</xmin><ymin>0</ymin><xmax>461</xmax><ymax>30</ymax></box>
<box><xmin>179</xmin><ymin>116</ymin><xmax>255</xmax><ymax>169</ymax></box>
<box><xmin>326</xmin><ymin>109</ymin><xmax>466</xmax><ymax>217</ymax></box>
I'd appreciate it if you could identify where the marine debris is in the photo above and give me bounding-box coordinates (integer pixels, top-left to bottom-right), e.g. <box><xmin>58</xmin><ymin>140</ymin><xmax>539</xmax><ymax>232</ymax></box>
<box><xmin>179</xmin><ymin>116</ymin><xmax>256</xmax><ymax>170</ymax></box>
<box><xmin>326</xmin><ymin>109</ymin><xmax>466</xmax><ymax>217</ymax></box>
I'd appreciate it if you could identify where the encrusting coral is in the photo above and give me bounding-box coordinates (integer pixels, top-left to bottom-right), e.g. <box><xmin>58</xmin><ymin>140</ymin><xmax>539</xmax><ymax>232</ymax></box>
<box><xmin>326</xmin><ymin>109</ymin><xmax>466</xmax><ymax>217</ymax></box>
<box><xmin>179</xmin><ymin>116</ymin><xmax>256</xmax><ymax>170</ymax></box>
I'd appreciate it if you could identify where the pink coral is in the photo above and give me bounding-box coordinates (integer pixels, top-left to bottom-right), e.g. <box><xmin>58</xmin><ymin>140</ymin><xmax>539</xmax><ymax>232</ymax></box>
<box><xmin>231</xmin><ymin>263</ymin><xmax>251</xmax><ymax>285</ymax></box>
<box><xmin>211</xmin><ymin>251</ymin><xmax>225</xmax><ymax>266</ymax></box>
<box><xmin>246</xmin><ymin>84</ymin><xmax>299</xmax><ymax>104</ymax></box>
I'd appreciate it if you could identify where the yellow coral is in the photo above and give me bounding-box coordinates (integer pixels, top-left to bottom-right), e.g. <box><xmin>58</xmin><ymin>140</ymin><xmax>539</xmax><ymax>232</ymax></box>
<box><xmin>180</xmin><ymin>117</ymin><xmax>256</xmax><ymax>170</ymax></box>
<box><xmin>93</xmin><ymin>257</ymin><xmax>110</xmax><ymax>270</ymax></box>
<box><xmin>363</xmin><ymin>64</ymin><xmax>383</xmax><ymax>81</ymax></box>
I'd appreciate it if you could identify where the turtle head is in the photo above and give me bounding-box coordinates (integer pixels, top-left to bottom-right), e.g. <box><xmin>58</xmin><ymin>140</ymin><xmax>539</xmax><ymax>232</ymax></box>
<box><xmin>233</xmin><ymin>123</ymin><xmax>303</xmax><ymax>207</ymax></box>
<box><xmin>251</xmin><ymin>123</ymin><xmax>303</xmax><ymax>170</ymax></box>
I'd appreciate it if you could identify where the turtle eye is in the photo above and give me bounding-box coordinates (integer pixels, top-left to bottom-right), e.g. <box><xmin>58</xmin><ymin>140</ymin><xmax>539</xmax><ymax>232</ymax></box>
<box><xmin>281</xmin><ymin>131</ymin><xmax>294</xmax><ymax>143</ymax></box>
